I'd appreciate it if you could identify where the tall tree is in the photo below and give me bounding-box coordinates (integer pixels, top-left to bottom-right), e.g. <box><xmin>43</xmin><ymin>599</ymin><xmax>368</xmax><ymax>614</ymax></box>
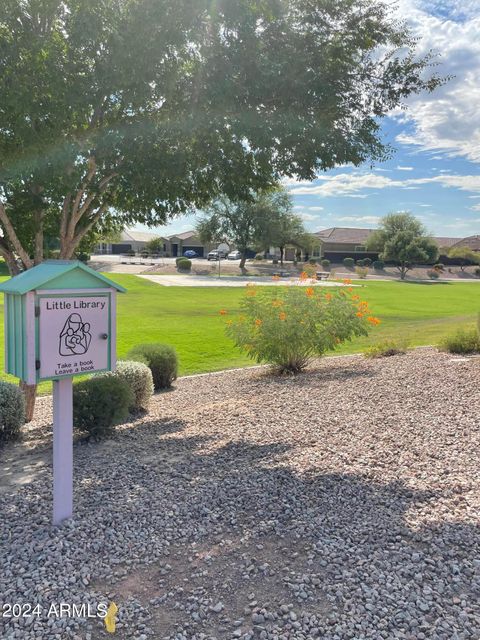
<box><xmin>258</xmin><ymin>198</ymin><xmax>306</xmax><ymax>266</ymax></box>
<box><xmin>197</xmin><ymin>189</ymin><xmax>293</xmax><ymax>270</ymax></box>
<box><xmin>366</xmin><ymin>212</ymin><xmax>439</xmax><ymax>280</ymax></box>
<box><xmin>0</xmin><ymin>0</ymin><xmax>444</xmax><ymax>274</ymax></box>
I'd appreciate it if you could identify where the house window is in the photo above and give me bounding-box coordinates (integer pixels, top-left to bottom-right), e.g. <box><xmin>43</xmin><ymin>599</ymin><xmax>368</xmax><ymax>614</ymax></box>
<box><xmin>355</xmin><ymin>245</ymin><xmax>366</xmax><ymax>252</ymax></box>
<box><xmin>312</xmin><ymin>246</ymin><xmax>321</xmax><ymax>257</ymax></box>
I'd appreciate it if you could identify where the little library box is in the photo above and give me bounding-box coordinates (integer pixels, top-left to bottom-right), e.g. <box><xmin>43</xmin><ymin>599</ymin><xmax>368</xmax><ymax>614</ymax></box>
<box><xmin>0</xmin><ymin>260</ymin><xmax>126</xmax><ymax>524</ymax></box>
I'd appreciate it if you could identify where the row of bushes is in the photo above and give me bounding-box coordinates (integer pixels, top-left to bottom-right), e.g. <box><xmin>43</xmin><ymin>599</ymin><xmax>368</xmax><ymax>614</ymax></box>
<box><xmin>343</xmin><ymin>257</ymin><xmax>384</xmax><ymax>270</ymax></box>
<box><xmin>73</xmin><ymin>344</ymin><xmax>178</xmax><ymax>438</ymax></box>
<box><xmin>0</xmin><ymin>344</ymin><xmax>178</xmax><ymax>444</ymax></box>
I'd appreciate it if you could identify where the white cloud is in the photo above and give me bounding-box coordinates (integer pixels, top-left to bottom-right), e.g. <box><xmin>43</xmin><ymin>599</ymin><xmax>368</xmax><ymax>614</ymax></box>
<box><xmin>338</xmin><ymin>216</ymin><xmax>381</xmax><ymax>225</ymax></box>
<box><xmin>299</xmin><ymin>212</ymin><xmax>318</xmax><ymax>221</ymax></box>
<box><xmin>419</xmin><ymin>204</ymin><xmax>432</xmax><ymax>206</ymax></box>
<box><xmin>397</xmin><ymin>166</ymin><xmax>414</xmax><ymax>171</ymax></box>
<box><xmin>307</xmin><ymin>206</ymin><xmax>324</xmax><ymax>211</ymax></box>
<box><xmin>392</xmin><ymin>1</ymin><xmax>480</xmax><ymax>162</ymax></box>
<box><xmin>281</xmin><ymin>177</ymin><xmax>313</xmax><ymax>187</ymax></box>
<box><xmin>470</xmin><ymin>204</ymin><xmax>480</xmax><ymax>211</ymax></box>
<box><xmin>289</xmin><ymin>171</ymin><xmax>480</xmax><ymax>197</ymax></box>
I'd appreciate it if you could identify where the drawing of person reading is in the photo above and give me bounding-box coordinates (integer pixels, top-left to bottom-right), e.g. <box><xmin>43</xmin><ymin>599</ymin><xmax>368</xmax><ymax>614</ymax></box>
<box><xmin>59</xmin><ymin>313</ymin><xmax>92</xmax><ymax>356</ymax></box>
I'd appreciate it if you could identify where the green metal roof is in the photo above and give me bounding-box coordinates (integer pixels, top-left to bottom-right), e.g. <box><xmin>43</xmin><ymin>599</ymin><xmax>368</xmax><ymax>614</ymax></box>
<box><xmin>0</xmin><ymin>260</ymin><xmax>126</xmax><ymax>295</ymax></box>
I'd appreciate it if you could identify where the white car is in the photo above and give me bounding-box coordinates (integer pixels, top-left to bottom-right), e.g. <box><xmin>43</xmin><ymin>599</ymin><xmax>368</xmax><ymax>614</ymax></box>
<box><xmin>227</xmin><ymin>250</ymin><xmax>242</xmax><ymax>260</ymax></box>
<box><xmin>207</xmin><ymin>249</ymin><xmax>228</xmax><ymax>261</ymax></box>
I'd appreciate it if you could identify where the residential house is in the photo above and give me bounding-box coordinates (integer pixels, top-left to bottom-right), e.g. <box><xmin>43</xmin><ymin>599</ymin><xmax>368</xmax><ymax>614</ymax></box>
<box><xmin>163</xmin><ymin>231</ymin><xmax>216</xmax><ymax>258</ymax></box>
<box><xmin>97</xmin><ymin>229</ymin><xmax>165</xmax><ymax>254</ymax></box>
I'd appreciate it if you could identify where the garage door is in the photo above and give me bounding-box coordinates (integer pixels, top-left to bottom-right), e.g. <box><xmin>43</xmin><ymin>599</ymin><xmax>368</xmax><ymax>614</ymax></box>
<box><xmin>111</xmin><ymin>244</ymin><xmax>133</xmax><ymax>254</ymax></box>
<box><xmin>183</xmin><ymin>245</ymin><xmax>204</xmax><ymax>257</ymax></box>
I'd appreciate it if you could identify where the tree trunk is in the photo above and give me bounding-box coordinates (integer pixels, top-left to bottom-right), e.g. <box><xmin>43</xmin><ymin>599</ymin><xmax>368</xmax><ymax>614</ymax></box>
<box><xmin>239</xmin><ymin>250</ymin><xmax>248</xmax><ymax>273</ymax></box>
<box><xmin>280</xmin><ymin>246</ymin><xmax>284</xmax><ymax>266</ymax></box>
<box><xmin>20</xmin><ymin>381</ymin><xmax>38</xmax><ymax>422</ymax></box>
<box><xmin>34</xmin><ymin>210</ymin><xmax>44</xmax><ymax>264</ymax></box>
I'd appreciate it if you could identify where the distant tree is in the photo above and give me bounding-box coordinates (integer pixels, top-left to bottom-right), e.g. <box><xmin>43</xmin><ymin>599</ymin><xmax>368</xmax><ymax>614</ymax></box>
<box><xmin>253</xmin><ymin>189</ymin><xmax>305</xmax><ymax>265</ymax></box>
<box><xmin>197</xmin><ymin>189</ymin><xmax>292</xmax><ymax>271</ymax></box>
<box><xmin>0</xmin><ymin>0</ymin><xmax>444</xmax><ymax>275</ymax></box>
<box><xmin>144</xmin><ymin>237</ymin><xmax>165</xmax><ymax>255</ymax></box>
<box><xmin>448</xmin><ymin>246</ymin><xmax>480</xmax><ymax>271</ymax></box>
<box><xmin>366</xmin><ymin>213</ymin><xmax>438</xmax><ymax>280</ymax></box>
<box><xmin>298</xmin><ymin>233</ymin><xmax>322</xmax><ymax>262</ymax></box>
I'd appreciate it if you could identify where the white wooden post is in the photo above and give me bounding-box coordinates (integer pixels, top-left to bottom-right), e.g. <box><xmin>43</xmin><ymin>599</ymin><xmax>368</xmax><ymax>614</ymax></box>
<box><xmin>53</xmin><ymin>377</ymin><xmax>73</xmax><ymax>525</ymax></box>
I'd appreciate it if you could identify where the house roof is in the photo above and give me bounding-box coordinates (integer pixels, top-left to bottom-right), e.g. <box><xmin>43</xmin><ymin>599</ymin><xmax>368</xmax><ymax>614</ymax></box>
<box><xmin>314</xmin><ymin>227</ymin><xmax>375</xmax><ymax>244</ymax></box>
<box><xmin>121</xmin><ymin>229</ymin><xmax>161</xmax><ymax>243</ymax></box>
<box><xmin>167</xmin><ymin>230</ymin><xmax>198</xmax><ymax>241</ymax></box>
<box><xmin>0</xmin><ymin>260</ymin><xmax>126</xmax><ymax>295</ymax></box>
<box><xmin>450</xmin><ymin>235</ymin><xmax>480</xmax><ymax>250</ymax></box>
<box><xmin>432</xmin><ymin>236</ymin><xmax>463</xmax><ymax>248</ymax></box>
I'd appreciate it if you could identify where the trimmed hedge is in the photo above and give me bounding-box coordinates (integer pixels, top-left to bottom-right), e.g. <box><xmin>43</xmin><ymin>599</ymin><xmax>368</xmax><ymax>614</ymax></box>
<box><xmin>372</xmin><ymin>260</ymin><xmax>384</xmax><ymax>270</ymax></box>
<box><xmin>0</xmin><ymin>381</ymin><xmax>25</xmax><ymax>445</ymax></box>
<box><xmin>320</xmin><ymin>259</ymin><xmax>330</xmax><ymax>269</ymax></box>
<box><xmin>73</xmin><ymin>376</ymin><xmax>133</xmax><ymax>438</ymax></box>
<box><xmin>343</xmin><ymin>257</ymin><xmax>355</xmax><ymax>268</ymax></box>
<box><xmin>101</xmin><ymin>360</ymin><xmax>154</xmax><ymax>412</ymax></box>
<box><xmin>126</xmin><ymin>343</ymin><xmax>178</xmax><ymax>390</ymax></box>
<box><xmin>176</xmin><ymin>258</ymin><xmax>192</xmax><ymax>271</ymax></box>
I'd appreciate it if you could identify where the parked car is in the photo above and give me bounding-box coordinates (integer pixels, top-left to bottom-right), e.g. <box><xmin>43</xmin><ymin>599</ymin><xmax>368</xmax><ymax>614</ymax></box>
<box><xmin>227</xmin><ymin>250</ymin><xmax>242</xmax><ymax>260</ymax></box>
<box><xmin>207</xmin><ymin>249</ymin><xmax>228</xmax><ymax>261</ymax></box>
<box><xmin>183</xmin><ymin>250</ymin><xmax>198</xmax><ymax>258</ymax></box>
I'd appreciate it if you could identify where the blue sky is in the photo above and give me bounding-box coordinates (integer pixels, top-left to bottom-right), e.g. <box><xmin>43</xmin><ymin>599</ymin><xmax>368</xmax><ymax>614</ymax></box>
<box><xmin>137</xmin><ymin>0</ymin><xmax>480</xmax><ymax>240</ymax></box>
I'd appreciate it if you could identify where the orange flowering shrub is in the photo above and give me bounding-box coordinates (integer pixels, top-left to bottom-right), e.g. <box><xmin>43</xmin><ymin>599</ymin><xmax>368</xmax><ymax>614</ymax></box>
<box><xmin>224</xmin><ymin>284</ymin><xmax>380</xmax><ymax>373</ymax></box>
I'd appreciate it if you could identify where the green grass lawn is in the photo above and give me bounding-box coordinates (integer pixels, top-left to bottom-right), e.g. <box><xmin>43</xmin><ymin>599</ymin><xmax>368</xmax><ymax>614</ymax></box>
<box><xmin>0</xmin><ymin>274</ymin><xmax>478</xmax><ymax>392</ymax></box>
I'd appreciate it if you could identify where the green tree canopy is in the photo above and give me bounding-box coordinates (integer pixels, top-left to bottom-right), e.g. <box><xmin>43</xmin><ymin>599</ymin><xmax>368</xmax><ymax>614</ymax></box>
<box><xmin>0</xmin><ymin>0</ymin><xmax>444</xmax><ymax>273</ymax></box>
<box><xmin>366</xmin><ymin>213</ymin><xmax>439</xmax><ymax>279</ymax></box>
<box><xmin>260</xmin><ymin>205</ymin><xmax>306</xmax><ymax>266</ymax></box>
<box><xmin>448</xmin><ymin>246</ymin><xmax>480</xmax><ymax>271</ymax></box>
<box><xmin>197</xmin><ymin>188</ymin><xmax>293</xmax><ymax>270</ymax></box>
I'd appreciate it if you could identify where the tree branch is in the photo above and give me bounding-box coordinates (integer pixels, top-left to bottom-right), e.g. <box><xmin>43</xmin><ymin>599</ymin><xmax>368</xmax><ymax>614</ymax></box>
<box><xmin>0</xmin><ymin>201</ymin><xmax>33</xmax><ymax>269</ymax></box>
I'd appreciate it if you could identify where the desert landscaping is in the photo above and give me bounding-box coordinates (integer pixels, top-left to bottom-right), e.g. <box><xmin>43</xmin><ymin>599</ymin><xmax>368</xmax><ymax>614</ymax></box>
<box><xmin>1</xmin><ymin>348</ymin><xmax>479</xmax><ymax>639</ymax></box>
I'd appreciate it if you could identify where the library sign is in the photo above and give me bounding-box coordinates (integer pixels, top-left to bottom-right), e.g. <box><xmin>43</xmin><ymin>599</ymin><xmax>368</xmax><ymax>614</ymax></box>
<box><xmin>39</xmin><ymin>295</ymin><xmax>110</xmax><ymax>379</ymax></box>
<box><xmin>0</xmin><ymin>261</ymin><xmax>126</xmax><ymax>524</ymax></box>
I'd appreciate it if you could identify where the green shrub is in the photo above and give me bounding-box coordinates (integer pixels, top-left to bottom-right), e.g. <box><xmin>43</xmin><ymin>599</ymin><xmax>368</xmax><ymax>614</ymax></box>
<box><xmin>433</xmin><ymin>263</ymin><xmax>444</xmax><ymax>271</ymax></box>
<box><xmin>100</xmin><ymin>360</ymin><xmax>154</xmax><ymax>412</ymax></box>
<box><xmin>73</xmin><ymin>376</ymin><xmax>133</xmax><ymax>438</ymax></box>
<box><xmin>427</xmin><ymin>269</ymin><xmax>440</xmax><ymax>279</ymax></box>
<box><xmin>224</xmin><ymin>285</ymin><xmax>378</xmax><ymax>373</ymax></box>
<box><xmin>75</xmin><ymin>251</ymin><xmax>90</xmax><ymax>263</ymax></box>
<box><xmin>320</xmin><ymin>259</ymin><xmax>330</xmax><ymax>269</ymax></box>
<box><xmin>440</xmin><ymin>328</ymin><xmax>480</xmax><ymax>354</ymax></box>
<box><xmin>364</xmin><ymin>339</ymin><xmax>408</xmax><ymax>358</ymax></box>
<box><xmin>343</xmin><ymin>257</ymin><xmax>355</xmax><ymax>268</ymax></box>
<box><xmin>372</xmin><ymin>260</ymin><xmax>384</xmax><ymax>270</ymax></box>
<box><xmin>308</xmin><ymin>258</ymin><xmax>317</xmax><ymax>265</ymax></box>
<box><xmin>0</xmin><ymin>381</ymin><xmax>25</xmax><ymax>445</ymax></box>
<box><xmin>363</xmin><ymin>257</ymin><xmax>372</xmax><ymax>267</ymax></box>
<box><xmin>356</xmin><ymin>259</ymin><xmax>365</xmax><ymax>267</ymax></box>
<box><xmin>355</xmin><ymin>266</ymin><xmax>368</xmax><ymax>279</ymax></box>
<box><xmin>127</xmin><ymin>343</ymin><xmax>178</xmax><ymax>390</ymax></box>
<box><xmin>177</xmin><ymin>258</ymin><xmax>192</xmax><ymax>271</ymax></box>
<box><xmin>476</xmin><ymin>267</ymin><xmax>480</xmax><ymax>277</ymax></box>
<box><xmin>254</xmin><ymin>253</ymin><xmax>264</xmax><ymax>261</ymax></box>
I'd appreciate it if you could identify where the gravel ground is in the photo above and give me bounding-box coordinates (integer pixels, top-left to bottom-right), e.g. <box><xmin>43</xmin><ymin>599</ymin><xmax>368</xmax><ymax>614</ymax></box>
<box><xmin>1</xmin><ymin>348</ymin><xmax>479</xmax><ymax>640</ymax></box>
